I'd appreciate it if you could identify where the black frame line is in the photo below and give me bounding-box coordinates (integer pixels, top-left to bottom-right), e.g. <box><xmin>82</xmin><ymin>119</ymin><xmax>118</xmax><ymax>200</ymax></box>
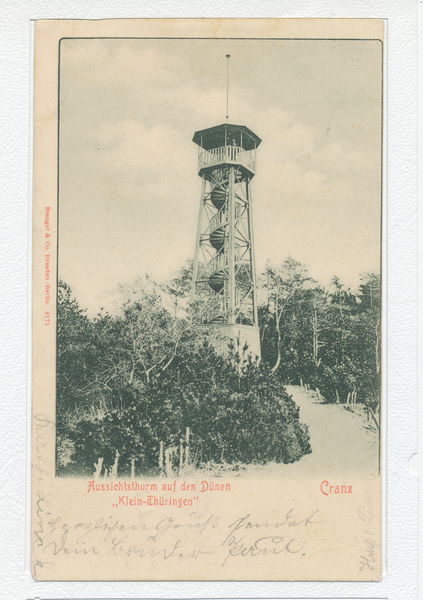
<box><xmin>55</xmin><ymin>35</ymin><xmax>384</xmax><ymax>480</ymax></box>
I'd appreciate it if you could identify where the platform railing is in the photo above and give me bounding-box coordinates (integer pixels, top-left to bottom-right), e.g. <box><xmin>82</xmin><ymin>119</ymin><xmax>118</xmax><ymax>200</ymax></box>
<box><xmin>198</xmin><ymin>145</ymin><xmax>256</xmax><ymax>173</ymax></box>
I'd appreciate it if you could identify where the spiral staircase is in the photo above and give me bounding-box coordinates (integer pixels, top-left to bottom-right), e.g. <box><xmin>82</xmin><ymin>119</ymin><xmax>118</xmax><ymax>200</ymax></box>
<box><xmin>191</xmin><ymin>123</ymin><xmax>261</xmax><ymax>357</ymax></box>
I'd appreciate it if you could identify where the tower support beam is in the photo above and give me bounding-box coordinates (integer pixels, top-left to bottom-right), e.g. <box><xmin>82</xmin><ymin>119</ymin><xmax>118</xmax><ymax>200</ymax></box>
<box><xmin>192</xmin><ymin>122</ymin><xmax>262</xmax><ymax>358</ymax></box>
<box><xmin>191</xmin><ymin>176</ymin><xmax>206</xmax><ymax>302</ymax></box>
<box><xmin>246</xmin><ymin>177</ymin><xmax>259</xmax><ymax>328</ymax></box>
<box><xmin>228</xmin><ymin>166</ymin><xmax>236</xmax><ymax>324</ymax></box>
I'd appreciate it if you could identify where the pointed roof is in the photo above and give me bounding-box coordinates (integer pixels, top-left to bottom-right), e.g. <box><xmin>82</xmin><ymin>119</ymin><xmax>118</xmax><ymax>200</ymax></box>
<box><xmin>193</xmin><ymin>123</ymin><xmax>262</xmax><ymax>151</ymax></box>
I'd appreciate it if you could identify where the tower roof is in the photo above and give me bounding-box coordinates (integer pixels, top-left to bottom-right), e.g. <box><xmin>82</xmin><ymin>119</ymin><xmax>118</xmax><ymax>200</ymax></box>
<box><xmin>193</xmin><ymin>123</ymin><xmax>262</xmax><ymax>151</ymax></box>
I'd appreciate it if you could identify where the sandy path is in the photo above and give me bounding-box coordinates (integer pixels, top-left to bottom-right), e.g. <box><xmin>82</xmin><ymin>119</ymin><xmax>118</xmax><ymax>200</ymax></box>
<box><xmin>247</xmin><ymin>385</ymin><xmax>380</xmax><ymax>479</ymax></box>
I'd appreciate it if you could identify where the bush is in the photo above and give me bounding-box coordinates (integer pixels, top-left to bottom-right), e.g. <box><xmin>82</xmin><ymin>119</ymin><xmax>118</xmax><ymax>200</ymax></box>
<box><xmin>57</xmin><ymin>340</ymin><xmax>311</xmax><ymax>476</ymax></box>
<box><xmin>56</xmin><ymin>281</ymin><xmax>312</xmax><ymax>477</ymax></box>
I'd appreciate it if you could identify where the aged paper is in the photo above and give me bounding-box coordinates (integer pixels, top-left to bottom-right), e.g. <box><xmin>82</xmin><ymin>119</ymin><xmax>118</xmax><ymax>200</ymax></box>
<box><xmin>32</xmin><ymin>18</ymin><xmax>384</xmax><ymax>581</ymax></box>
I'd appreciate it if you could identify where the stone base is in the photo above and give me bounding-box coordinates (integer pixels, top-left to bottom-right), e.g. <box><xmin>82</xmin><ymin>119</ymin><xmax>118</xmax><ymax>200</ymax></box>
<box><xmin>196</xmin><ymin>323</ymin><xmax>261</xmax><ymax>359</ymax></box>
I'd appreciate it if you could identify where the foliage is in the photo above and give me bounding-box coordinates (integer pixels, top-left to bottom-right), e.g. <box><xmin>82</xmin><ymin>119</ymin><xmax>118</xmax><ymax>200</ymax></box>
<box><xmin>56</xmin><ymin>277</ymin><xmax>311</xmax><ymax>477</ymax></box>
<box><xmin>259</xmin><ymin>262</ymin><xmax>381</xmax><ymax>409</ymax></box>
<box><xmin>56</xmin><ymin>256</ymin><xmax>381</xmax><ymax>477</ymax></box>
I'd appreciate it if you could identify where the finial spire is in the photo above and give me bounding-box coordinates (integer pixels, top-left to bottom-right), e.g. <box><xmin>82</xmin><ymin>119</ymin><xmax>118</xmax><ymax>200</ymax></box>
<box><xmin>226</xmin><ymin>54</ymin><xmax>231</xmax><ymax>123</ymax></box>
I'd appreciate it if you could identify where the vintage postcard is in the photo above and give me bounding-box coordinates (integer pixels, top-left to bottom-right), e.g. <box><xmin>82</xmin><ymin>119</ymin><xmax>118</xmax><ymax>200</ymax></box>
<box><xmin>32</xmin><ymin>18</ymin><xmax>384</xmax><ymax>581</ymax></box>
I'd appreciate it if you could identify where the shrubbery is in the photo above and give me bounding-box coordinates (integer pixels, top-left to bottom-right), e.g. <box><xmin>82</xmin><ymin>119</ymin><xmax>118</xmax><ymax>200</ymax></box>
<box><xmin>56</xmin><ymin>282</ymin><xmax>311</xmax><ymax>477</ymax></box>
<box><xmin>56</xmin><ymin>256</ymin><xmax>381</xmax><ymax>476</ymax></box>
<box><xmin>260</xmin><ymin>261</ymin><xmax>381</xmax><ymax>408</ymax></box>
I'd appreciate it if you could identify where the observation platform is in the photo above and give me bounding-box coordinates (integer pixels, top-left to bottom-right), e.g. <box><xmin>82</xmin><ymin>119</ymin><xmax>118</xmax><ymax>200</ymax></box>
<box><xmin>193</xmin><ymin>123</ymin><xmax>262</xmax><ymax>178</ymax></box>
<box><xmin>198</xmin><ymin>145</ymin><xmax>257</xmax><ymax>176</ymax></box>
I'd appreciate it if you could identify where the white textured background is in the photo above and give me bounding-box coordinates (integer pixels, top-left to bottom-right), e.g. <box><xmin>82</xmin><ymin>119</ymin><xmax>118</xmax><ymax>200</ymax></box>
<box><xmin>0</xmin><ymin>1</ymin><xmax>418</xmax><ymax>599</ymax></box>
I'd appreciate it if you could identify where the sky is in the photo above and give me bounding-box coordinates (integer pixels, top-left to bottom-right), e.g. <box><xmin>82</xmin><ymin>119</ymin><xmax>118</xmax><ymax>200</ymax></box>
<box><xmin>58</xmin><ymin>38</ymin><xmax>382</xmax><ymax>316</ymax></box>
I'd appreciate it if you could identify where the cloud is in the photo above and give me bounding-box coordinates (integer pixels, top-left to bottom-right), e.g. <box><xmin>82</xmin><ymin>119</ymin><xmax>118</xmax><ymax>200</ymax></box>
<box><xmin>58</xmin><ymin>38</ymin><xmax>382</xmax><ymax>313</ymax></box>
<box><xmin>61</xmin><ymin>41</ymin><xmax>183</xmax><ymax>87</ymax></box>
<box><xmin>311</xmin><ymin>141</ymin><xmax>380</xmax><ymax>178</ymax></box>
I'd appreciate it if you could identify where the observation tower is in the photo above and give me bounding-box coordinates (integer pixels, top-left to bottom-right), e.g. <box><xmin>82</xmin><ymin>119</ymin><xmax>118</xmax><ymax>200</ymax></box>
<box><xmin>191</xmin><ymin>57</ymin><xmax>262</xmax><ymax>358</ymax></box>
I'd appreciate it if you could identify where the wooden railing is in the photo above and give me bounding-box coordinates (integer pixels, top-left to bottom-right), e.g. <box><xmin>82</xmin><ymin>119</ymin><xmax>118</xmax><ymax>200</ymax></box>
<box><xmin>209</xmin><ymin>209</ymin><xmax>228</xmax><ymax>233</ymax></box>
<box><xmin>204</xmin><ymin>246</ymin><xmax>246</xmax><ymax>278</ymax></box>
<box><xmin>199</xmin><ymin>145</ymin><xmax>256</xmax><ymax>172</ymax></box>
<box><xmin>205</xmin><ymin>252</ymin><xmax>228</xmax><ymax>278</ymax></box>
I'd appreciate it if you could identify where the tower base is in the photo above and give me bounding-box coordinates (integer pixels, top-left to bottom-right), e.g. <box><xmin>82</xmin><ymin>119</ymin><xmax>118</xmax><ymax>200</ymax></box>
<box><xmin>196</xmin><ymin>324</ymin><xmax>261</xmax><ymax>360</ymax></box>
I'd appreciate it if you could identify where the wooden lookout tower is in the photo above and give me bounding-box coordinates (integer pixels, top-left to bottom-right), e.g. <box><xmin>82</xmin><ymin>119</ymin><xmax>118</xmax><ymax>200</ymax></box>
<box><xmin>191</xmin><ymin>120</ymin><xmax>262</xmax><ymax>358</ymax></box>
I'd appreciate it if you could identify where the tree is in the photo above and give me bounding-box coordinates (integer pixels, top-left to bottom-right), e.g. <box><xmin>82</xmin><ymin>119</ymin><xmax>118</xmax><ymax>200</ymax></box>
<box><xmin>56</xmin><ymin>280</ymin><xmax>97</xmax><ymax>418</ymax></box>
<box><xmin>162</xmin><ymin>260</ymin><xmax>193</xmax><ymax>319</ymax></box>
<box><xmin>258</xmin><ymin>264</ymin><xmax>382</xmax><ymax>409</ymax></box>
<box><xmin>56</xmin><ymin>274</ymin><xmax>313</xmax><ymax>477</ymax></box>
<box><xmin>357</xmin><ymin>273</ymin><xmax>381</xmax><ymax>377</ymax></box>
<box><xmin>263</xmin><ymin>257</ymin><xmax>313</xmax><ymax>374</ymax></box>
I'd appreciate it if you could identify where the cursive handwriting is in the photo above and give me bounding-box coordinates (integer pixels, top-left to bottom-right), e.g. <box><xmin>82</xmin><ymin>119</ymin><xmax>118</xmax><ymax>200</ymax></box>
<box><xmin>33</xmin><ymin>507</ymin><xmax>321</xmax><ymax>570</ymax></box>
<box><xmin>32</xmin><ymin>414</ymin><xmax>56</xmax><ymax>578</ymax></box>
<box><xmin>32</xmin><ymin>414</ymin><xmax>55</xmax><ymax>484</ymax></box>
<box><xmin>222</xmin><ymin>509</ymin><xmax>322</xmax><ymax>547</ymax></box>
<box><xmin>222</xmin><ymin>534</ymin><xmax>304</xmax><ymax>566</ymax></box>
<box><xmin>35</xmin><ymin>512</ymin><xmax>220</xmax><ymax>565</ymax></box>
<box><xmin>358</xmin><ymin>475</ymin><xmax>378</xmax><ymax>572</ymax></box>
<box><xmin>221</xmin><ymin>510</ymin><xmax>321</xmax><ymax>566</ymax></box>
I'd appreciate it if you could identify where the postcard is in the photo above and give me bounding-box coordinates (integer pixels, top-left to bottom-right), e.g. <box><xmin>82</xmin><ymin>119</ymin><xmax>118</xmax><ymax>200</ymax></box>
<box><xmin>32</xmin><ymin>18</ymin><xmax>384</xmax><ymax>581</ymax></box>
